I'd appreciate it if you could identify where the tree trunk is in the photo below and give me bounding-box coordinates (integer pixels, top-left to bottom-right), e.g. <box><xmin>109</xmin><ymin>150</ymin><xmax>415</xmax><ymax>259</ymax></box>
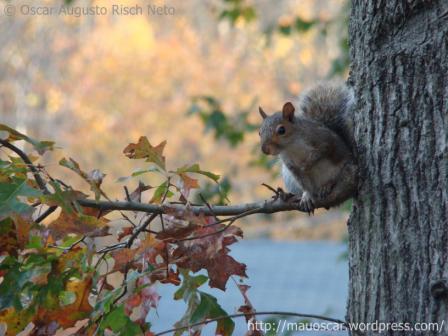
<box><xmin>348</xmin><ymin>1</ymin><xmax>448</xmax><ymax>335</ymax></box>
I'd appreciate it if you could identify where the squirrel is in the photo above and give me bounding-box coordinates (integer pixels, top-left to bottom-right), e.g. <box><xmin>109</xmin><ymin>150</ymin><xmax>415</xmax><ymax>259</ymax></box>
<box><xmin>258</xmin><ymin>82</ymin><xmax>358</xmax><ymax>213</ymax></box>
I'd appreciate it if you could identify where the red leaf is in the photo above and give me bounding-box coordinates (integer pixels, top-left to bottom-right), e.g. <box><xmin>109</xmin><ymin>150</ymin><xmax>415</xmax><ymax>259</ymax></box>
<box><xmin>118</xmin><ymin>227</ymin><xmax>134</xmax><ymax>241</ymax></box>
<box><xmin>172</xmin><ymin>225</ymin><xmax>246</xmax><ymax>290</ymax></box>
<box><xmin>111</xmin><ymin>249</ymin><xmax>137</xmax><ymax>272</ymax></box>
<box><xmin>155</xmin><ymin>221</ymin><xmax>199</xmax><ymax>241</ymax></box>
<box><xmin>48</xmin><ymin>212</ymin><xmax>110</xmax><ymax>239</ymax></box>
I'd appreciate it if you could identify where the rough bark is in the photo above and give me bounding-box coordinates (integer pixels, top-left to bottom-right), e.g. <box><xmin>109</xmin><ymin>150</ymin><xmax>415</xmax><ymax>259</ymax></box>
<box><xmin>347</xmin><ymin>1</ymin><xmax>448</xmax><ymax>335</ymax></box>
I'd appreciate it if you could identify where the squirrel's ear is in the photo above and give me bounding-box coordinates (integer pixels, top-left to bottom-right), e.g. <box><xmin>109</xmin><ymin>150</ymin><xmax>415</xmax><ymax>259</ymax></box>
<box><xmin>282</xmin><ymin>102</ymin><xmax>295</xmax><ymax>122</ymax></box>
<box><xmin>259</xmin><ymin>106</ymin><xmax>267</xmax><ymax>119</ymax></box>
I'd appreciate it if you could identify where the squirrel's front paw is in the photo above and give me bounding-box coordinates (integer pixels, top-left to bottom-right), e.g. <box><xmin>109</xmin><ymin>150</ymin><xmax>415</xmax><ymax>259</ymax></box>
<box><xmin>299</xmin><ymin>192</ymin><xmax>315</xmax><ymax>215</ymax></box>
<box><xmin>270</xmin><ymin>187</ymin><xmax>294</xmax><ymax>202</ymax></box>
<box><xmin>277</xmin><ymin>187</ymin><xmax>295</xmax><ymax>202</ymax></box>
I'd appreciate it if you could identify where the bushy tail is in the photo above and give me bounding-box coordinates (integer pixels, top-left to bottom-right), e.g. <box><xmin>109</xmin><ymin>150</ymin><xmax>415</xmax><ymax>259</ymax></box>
<box><xmin>298</xmin><ymin>81</ymin><xmax>355</xmax><ymax>151</ymax></box>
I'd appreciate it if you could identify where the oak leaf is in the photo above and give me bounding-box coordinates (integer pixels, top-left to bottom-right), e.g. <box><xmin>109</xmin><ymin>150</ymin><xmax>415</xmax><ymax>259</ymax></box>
<box><xmin>178</xmin><ymin>173</ymin><xmax>199</xmax><ymax>198</ymax></box>
<box><xmin>123</xmin><ymin>137</ymin><xmax>166</xmax><ymax>170</ymax></box>
<box><xmin>0</xmin><ymin>124</ymin><xmax>54</xmax><ymax>154</ymax></box>
<box><xmin>172</xmin><ymin>225</ymin><xmax>246</xmax><ymax>290</ymax></box>
<box><xmin>111</xmin><ymin>249</ymin><xmax>137</xmax><ymax>272</ymax></box>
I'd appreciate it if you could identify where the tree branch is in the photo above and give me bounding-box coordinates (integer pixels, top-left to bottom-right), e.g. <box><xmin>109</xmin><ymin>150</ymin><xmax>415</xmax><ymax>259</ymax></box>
<box><xmin>153</xmin><ymin>311</ymin><xmax>348</xmax><ymax>336</ymax></box>
<box><xmin>1</xmin><ymin>139</ymin><xmax>304</xmax><ymax>219</ymax></box>
<box><xmin>77</xmin><ymin>198</ymin><xmax>301</xmax><ymax>217</ymax></box>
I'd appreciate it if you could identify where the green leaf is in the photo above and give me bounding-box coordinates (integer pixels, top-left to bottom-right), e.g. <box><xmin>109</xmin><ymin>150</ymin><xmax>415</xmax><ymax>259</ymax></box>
<box><xmin>59</xmin><ymin>157</ymin><xmax>81</xmax><ymax>174</ymax></box>
<box><xmin>187</xmin><ymin>96</ymin><xmax>249</xmax><ymax>147</ymax></box>
<box><xmin>0</xmin><ymin>178</ymin><xmax>42</xmax><ymax>219</ymax></box>
<box><xmin>175</xmin><ymin>164</ymin><xmax>220</xmax><ymax>183</ymax></box>
<box><xmin>117</xmin><ymin>167</ymin><xmax>162</xmax><ymax>183</ymax></box>
<box><xmin>294</xmin><ymin>17</ymin><xmax>316</xmax><ymax>32</ymax></box>
<box><xmin>219</xmin><ymin>3</ymin><xmax>256</xmax><ymax>25</ymax></box>
<box><xmin>0</xmin><ymin>158</ymin><xmax>28</xmax><ymax>178</ymax></box>
<box><xmin>173</xmin><ymin>270</ymin><xmax>208</xmax><ymax>335</ymax></box>
<box><xmin>150</xmin><ymin>181</ymin><xmax>173</xmax><ymax>203</ymax></box>
<box><xmin>59</xmin><ymin>235</ymin><xmax>82</xmax><ymax>248</ymax></box>
<box><xmin>0</xmin><ymin>257</ymin><xmax>22</xmax><ymax>310</ymax></box>
<box><xmin>100</xmin><ymin>305</ymin><xmax>142</xmax><ymax>335</ymax></box>
<box><xmin>194</xmin><ymin>177</ymin><xmax>231</xmax><ymax>205</ymax></box>
<box><xmin>40</xmin><ymin>181</ymin><xmax>86</xmax><ymax>214</ymax></box>
<box><xmin>0</xmin><ymin>124</ymin><xmax>54</xmax><ymax>154</ymax></box>
<box><xmin>26</xmin><ymin>235</ymin><xmax>43</xmax><ymax>249</ymax></box>
<box><xmin>174</xmin><ymin>271</ymin><xmax>208</xmax><ymax>301</ymax></box>
<box><xmin>190</xmin><ymin>292</ymin><xmax>235</xmax><ymax>336</ymax></box>
<box><xmin>93</xmin><ymin>287</ymin><xmax>122</xmax><ymax>318</ymax></box>
<box><xmin>59</xmin><ymin>291</ymin><xmax>77</xmax><ymax>306</ymax></box>
<box><xmin>278</xmin><ymin>24</ymin><xmax>292</xmax><ymax>35</ymax></box>
<box><xmin>100</xmin><ymin>305</ymin><xmax>128</xmax><ymax>331</ymax></box>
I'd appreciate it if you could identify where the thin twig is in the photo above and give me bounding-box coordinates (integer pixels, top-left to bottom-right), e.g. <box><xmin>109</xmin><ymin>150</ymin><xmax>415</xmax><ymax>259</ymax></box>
<box><xmin>49</xmin><ymin>236</ymin><xmax>86</xmax><ymax>251</ymax></box>
<box><xmin>124</xmin><ymin>186</ymin><xmax>131</xmax><ymax>202</ymax></box>
<box><xmin>261</xmin><ymin>182</ymin><xmax>277</xmax><ymax>194</ymax></box>
<box><xmin>120</xmin><ymin>212</ymin><xmax>137</xmax><ymax>228</ymax></box>
<box><xmin>154</xmin><ymin>311</ymin><xmax>348</xmax><ymax>336</ymax></box>
<box><xmin>126</xmin><ymin>213</ymin><xmax>158</xmax><ymax>248</ymax></box>
<box><xmin>97</xmin><ymin>242</ymin><xmax>128</xmax><ymax>254</ymax></box>
<box><xmin>199</xmin><ymin>193</ymin><xmax>219</xmax><ymax>220</ymax></box>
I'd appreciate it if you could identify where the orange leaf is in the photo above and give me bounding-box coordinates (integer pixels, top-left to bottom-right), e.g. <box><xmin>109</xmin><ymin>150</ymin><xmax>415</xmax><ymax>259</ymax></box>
<box><xmin>0</xmin><ymin>308</ymin><xmax>33</xmax><ymax>336</ymax></box>
<box><xmin>123</xmin><ymin>136</ymin><xmax>166</xmax><ymax>170</ymax></box>
<box><xmin>179</xmin><ymin>173</ymin><xmax>199</xmax><ymax>197</ymax></box>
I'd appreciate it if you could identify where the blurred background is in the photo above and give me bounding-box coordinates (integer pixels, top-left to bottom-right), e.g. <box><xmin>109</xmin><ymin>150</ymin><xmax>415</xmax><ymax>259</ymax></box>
<box><xmin>1</xmin><ymin>0</ymin><xmax>350</xmax><ymax>333</ymax></box>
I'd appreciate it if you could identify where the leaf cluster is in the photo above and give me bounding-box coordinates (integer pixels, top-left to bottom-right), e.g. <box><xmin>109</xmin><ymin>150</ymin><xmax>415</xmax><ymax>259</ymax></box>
<box><xmin>0</xmin><ymin>125</ymin><xmax>252</xmax><ymax>336</ymax></box>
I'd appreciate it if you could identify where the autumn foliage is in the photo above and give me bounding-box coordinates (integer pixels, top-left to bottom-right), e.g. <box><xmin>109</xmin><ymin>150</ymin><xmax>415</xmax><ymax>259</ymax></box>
<box><xmin>0</xmin><ymin>125</ymin><xmax>254</xmax><ymax>335</ymax></box>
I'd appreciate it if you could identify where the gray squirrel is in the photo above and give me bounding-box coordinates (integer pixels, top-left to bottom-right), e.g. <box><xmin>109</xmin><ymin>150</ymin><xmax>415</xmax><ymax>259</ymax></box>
<box><xmin>258</xmin><ymin>82</ymin><xmax>358</xmax><ymax>213</ymax></box>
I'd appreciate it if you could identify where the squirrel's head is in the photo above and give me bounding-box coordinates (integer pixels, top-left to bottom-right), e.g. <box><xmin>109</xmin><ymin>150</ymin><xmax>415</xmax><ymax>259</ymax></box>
<box><xmin>258</xmin><ymin>102</ymin><xmax>296</xmax><ymax>155</ymax></box>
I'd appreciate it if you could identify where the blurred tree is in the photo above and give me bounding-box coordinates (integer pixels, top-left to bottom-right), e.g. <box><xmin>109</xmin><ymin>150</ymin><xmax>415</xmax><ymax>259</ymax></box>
<box><xmin>0</xmin><ymin>0</ymin><xmax>352</xmax><ymax>237</ymax></box>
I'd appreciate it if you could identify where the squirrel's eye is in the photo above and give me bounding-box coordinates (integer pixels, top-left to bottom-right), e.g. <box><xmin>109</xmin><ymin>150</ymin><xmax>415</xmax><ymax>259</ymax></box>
<box><xmin>276</xmin><ymin>125</ymin><xmax>286</xmax><ymax>135</ymax></box>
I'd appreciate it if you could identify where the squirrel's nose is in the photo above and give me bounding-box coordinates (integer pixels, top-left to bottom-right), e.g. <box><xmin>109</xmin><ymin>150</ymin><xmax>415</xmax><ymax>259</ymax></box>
<box><xmin>261</xmin><ymin>143</ymin><xmax>270</xmax><ymax>155</ymax></box>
